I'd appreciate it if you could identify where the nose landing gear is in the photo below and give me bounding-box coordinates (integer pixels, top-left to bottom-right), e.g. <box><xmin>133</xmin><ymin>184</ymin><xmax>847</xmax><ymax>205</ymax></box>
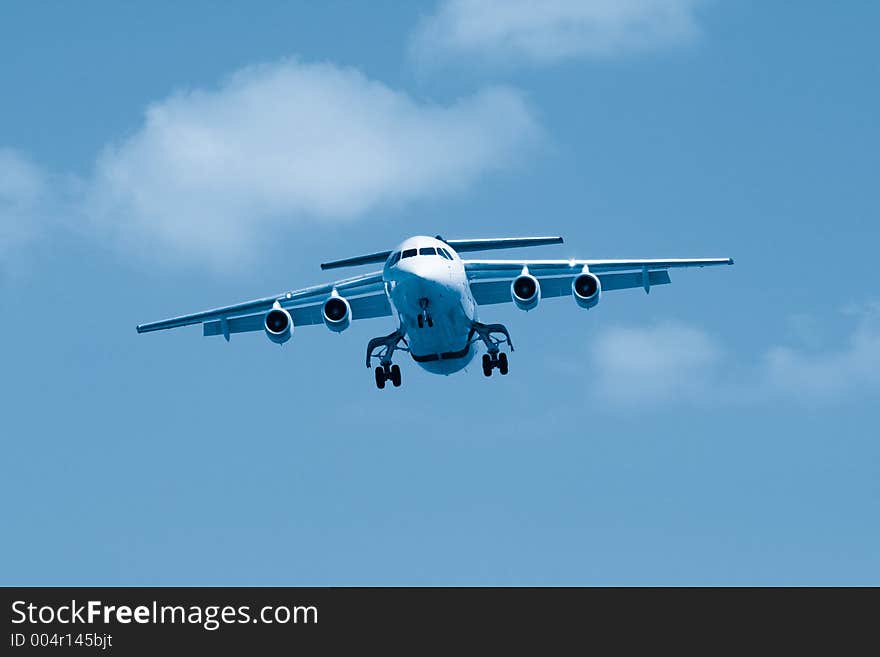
<box><xmin>416</xmin><ymin>298</ymin><xmax>433</xmax><ymax>329</ymax></box>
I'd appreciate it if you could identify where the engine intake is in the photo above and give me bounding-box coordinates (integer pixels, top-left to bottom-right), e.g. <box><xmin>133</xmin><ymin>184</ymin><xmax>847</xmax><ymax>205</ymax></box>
<box><xmin>322</xmin><ymin>295</ymin><xmax>352</xmax><ymax>332</ymax></box>
<box><xmin>264</xmin><ymin>307</ymin><xmax>293</xmax><ymax>344</ymax></box>
<box><xmin>572</xmin><ymin>272</ymin><xmax>601</xmax><ymax>309</ymax></box>
<box><xmin>511</xmin><ymin>273</ymin><xmax>540</xmax><ymax>311</ymax></box>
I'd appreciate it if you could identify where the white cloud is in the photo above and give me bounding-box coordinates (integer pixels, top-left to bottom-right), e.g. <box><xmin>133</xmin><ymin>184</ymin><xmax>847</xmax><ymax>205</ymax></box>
<box><xmin>591</xmin><ymin>321</ymin><xmax>722</xmax><ymax>403</ymax></box>
<box><xmin>763</xmin><ymin>310</ymin><xmax>880</xmax><ymax>399</ymax></box>
<box><xmin>589</xmin><ymin>307</ymin><xmax>880</xmax><ymax>406</ymax></box>
<box><xmin>412</xmin><ymin>0</ymin><xmax>704</xmax><ymax>66</ymax></box>
<box><xmin>0</xmin><ymin>149</ymin><xmax>47</xmax><ymax>255</ymax></box>
<box><xmin>86</xmin><ymin>59</ymin><xmax>539</xmax><ymax>266</ymax></box>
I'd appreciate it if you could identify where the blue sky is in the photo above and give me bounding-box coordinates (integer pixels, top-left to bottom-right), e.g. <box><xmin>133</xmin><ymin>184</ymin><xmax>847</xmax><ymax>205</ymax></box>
<box><xmin>1</xmin><ymin>0</ymin><xmax>878</xmax><ymax>585</ymax></box>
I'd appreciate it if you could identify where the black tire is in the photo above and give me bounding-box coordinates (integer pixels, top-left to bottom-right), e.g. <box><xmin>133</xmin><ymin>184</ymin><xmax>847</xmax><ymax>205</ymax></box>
<box><xmin>375</xmin><ymin>367</ymin><xmax>386</xmax><ymax>389</ymax></box>
<box><xmin>498</xmin><ymin>352</ymin><xmax>509</xmax><ymax>375</ymax></box>
<box><xmin>427</xmin><ymin>315</ymin><xmax>434</xmax><ymax>328</ymax></box>
<box><xmin>391</xmin><ymin>364</ymin><xmax>402</xmax><ymax>387</ymax></box>
<box><xmin>417</xmin><ymin>314</ymin><xmax>424</xmax><ymax>329</ymax></box>
<box><xmin>482</xmin><ymin>353</ymin><xmax>493</xmax><ymax>377</ymax></box>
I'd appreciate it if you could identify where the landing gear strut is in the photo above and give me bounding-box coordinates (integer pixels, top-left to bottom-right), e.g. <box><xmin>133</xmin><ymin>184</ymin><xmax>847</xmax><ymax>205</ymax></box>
<box><xmin>470</xmin><ymin>321</ymin><xmax>513</xmax><ymax>378</ymax></box>
<box><xmin>367</xmin><ymin>328</ymin><xmax>408</xmax><ymax>389</ymax></box>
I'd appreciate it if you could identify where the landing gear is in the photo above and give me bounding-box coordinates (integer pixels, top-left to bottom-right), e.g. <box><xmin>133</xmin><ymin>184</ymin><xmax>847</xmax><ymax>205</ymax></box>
<box><xmin>374</xmin><ymin>363</ymin><xmax>402</xmax><ymax>389</ymax></box>
<box><xmin>482</xmin><ymin>351</ymin><xmax>509</xmax><ymax>377</ymax></box>
<box><xmin>416</xmin><ymin>298</ymin><xmax>433</xmax><ymax>329</ymax></box>
<box><xmin>367</xmin><ymin>328</ymin><xmax>408</xmax><ymax>390</ymax></box>
<box><xmin>470</xmin><ymin>321</ymin><xmax>513</xmax><ymax>378</ymax></box>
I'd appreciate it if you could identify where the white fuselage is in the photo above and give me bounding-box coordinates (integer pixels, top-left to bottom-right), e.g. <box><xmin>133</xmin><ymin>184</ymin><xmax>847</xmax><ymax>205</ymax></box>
<box><xmin>383</xmin><ymin>236</ymin><xmax>478</xmax><ymax>374</ymax></box>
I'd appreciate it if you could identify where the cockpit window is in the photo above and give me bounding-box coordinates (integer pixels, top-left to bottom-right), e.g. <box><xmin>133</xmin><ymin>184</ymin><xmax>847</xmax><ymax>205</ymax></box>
<box><xmin>388</xmin><ymin>251</ymin><xmax>401</xmax><ymax>266</ymax></box>
<box><xmin>402</xmin><ymin>248</ymin><xmax>417</xmax><ymax>259</ymax></box>
<box><xmin>439</xmin><ymin>248</ymin><xmax>453</xmax><ymax>260</ymax></box>
<box><xmin>418</xmin><ymin>247</ymin><xmax>437</xmax><ymax>256</ymax></box>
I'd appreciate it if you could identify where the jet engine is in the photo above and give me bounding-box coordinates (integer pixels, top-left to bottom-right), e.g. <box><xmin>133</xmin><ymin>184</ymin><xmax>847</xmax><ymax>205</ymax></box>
<box><xmin>322</xmin><ymin>295</ymin><xmax>352</xmax><ymax>333</ymax></box>
<box><xmin>511</xmin><ymin>273</ymin><xmax>541</xmax><ymax>311</ymax></box>
<box><xmin>572</xmin><ymin>272</ymin><xmax>601</xmax><ymax>309</ymax></box>
<box><xmin>264</xmin><ymin>306</ymin><xmax>293</xmax><ymax>344</ymax></box>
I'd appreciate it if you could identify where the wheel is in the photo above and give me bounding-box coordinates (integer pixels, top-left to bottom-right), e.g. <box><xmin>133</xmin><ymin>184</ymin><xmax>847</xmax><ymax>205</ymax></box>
<box><xmin>426</xmin><ymin>315</ymin><xmax>434</xmax><ymax>328</ymax></box>
<box><xmin>417</xmin><ymin>314</ymin><xmax>424</xmax><ymax>329</ymax></box>
<box><xmin>390</xmin><ymin>364</ymin><xmax>401</xmax><ymax>387</ymax></box>
<box><xmin>498</xmin><ymin>352</ymin><xmax>509</xmax><ymax>375</ymax></box>
<box><xmin>375</xmin><ymin>367</ymin><xmax>386</xmax><ymax>389</ymax></box>
<box><xmin>482</xmin><ymin>353</ymin><xmax>493</xmax><ymax>377</ymax></box>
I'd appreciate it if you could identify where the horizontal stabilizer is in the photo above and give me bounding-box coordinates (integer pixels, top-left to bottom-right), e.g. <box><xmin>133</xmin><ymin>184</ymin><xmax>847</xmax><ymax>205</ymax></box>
<box><xmin>320</xmin><ymin>236</ymin><xmax>563</xmax><ymax>270</ymax></box>
<box><xmin>320</xmin><ymin>250</ymin><xmax>393</xmax><ymax>271</ymax></box>
<box><xmin>443</xmin><ymin>236</ymin><xmax>563</xmax><ymax>252</ymax></box>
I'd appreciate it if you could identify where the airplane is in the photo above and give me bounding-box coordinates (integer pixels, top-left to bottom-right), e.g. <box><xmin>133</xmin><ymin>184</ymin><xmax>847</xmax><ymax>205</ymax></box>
<box><xmin>136</xmin><ymin>235</ymin><xmax>733</xmax><ymax>389</ymax></box>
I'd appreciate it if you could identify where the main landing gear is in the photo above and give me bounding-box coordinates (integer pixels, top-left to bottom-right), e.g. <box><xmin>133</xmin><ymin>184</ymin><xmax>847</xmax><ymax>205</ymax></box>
<box><xmin>366</xmin><ymin>328</ymin><xmax>408</xmax><ymax>390</ymax></box>
<box><xmin>469</xmin><ymin>321</ymin><xmax>513</xmax><ymax>378</ymax></box>
<box><xmin>482</xmin><ymin>352</ymin><xmax>509</xmax><ymax>377</ymax></box>
<box><xmin>375</xmin><ymin>363</ymin><xmax>402</xmax><ymax>389</ymax></box>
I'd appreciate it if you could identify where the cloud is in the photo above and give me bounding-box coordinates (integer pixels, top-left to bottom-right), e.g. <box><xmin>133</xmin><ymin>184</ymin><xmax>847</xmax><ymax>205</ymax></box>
<box><xmin>412</xmin><ymin>0</ymin><xmax>704</xmax><ymax>66</ymax></box>
<box><xmin>589</xmin><ymin>307</ymin><xmax>880</xmax><ymax>406</ymax></box>
<box><xmin>86</xmin><ymin>59</ymin><xmax>539</xmax><ymax>266</ymax></box>
<box><xmin>0</xmin><ymin>149</ymin><xmax>48</xmax><ymax>255</ymax></box>
<box><xmin>591</xmin><ymin>321</ymin><xmax>722</xmax><ymax>403</ymax></box>
<box><xmin>762</xmin><ymin>304</ymin><xmax>880</xmax><ymax>399</ymax></box>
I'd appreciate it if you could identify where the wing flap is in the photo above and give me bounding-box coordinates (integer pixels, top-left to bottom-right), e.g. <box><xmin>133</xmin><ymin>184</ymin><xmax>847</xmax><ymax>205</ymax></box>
<box><xmin>203</xmin><ymin>313</ymin><xmax>264</xmax><ymax>337</ymax></box>
<box><xmin>470</xmin><ymin>271</ymin><xmax>671</xmax><ymax>306</ymax></box>
<box><xmin>202</xmin><ymin>292</ymin><xmax>392</xmax><ymax>337</ymax></box>
<box><xmin>601</xmin><ymin>270</ymin><xmax>671</xmax><ymax>291</ymax></box>
<box><xmin>137</xmin><ymin>271</ymin><xmax>384</xmax><ymax>334</ymax></box>
<box><xmin>464</xmin><ymin>258</ymin><xmax>732</xmax><ymax>280</ymax></box>
<box><xmin>350</xmin><ymin>292</ymin><xmax>393</xmax><ymax>319</ymax></box>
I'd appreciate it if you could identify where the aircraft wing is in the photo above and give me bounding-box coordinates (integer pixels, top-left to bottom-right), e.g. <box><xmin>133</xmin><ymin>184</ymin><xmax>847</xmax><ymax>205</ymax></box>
<box><xmin>136</xmin><ymin>270</ymin><xmax>391</xmax><ymax>339</ymax></box>
<box><xmin>465</xmin><ymin>257</ymin><xmax>733</xmax><ymax>305</ymax></box>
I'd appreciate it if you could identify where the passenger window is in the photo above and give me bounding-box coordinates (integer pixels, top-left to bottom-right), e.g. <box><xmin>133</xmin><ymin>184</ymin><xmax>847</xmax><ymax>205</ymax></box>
<box><xmin>402</xmin><ymin>248</ymin><xmax>417</xmax><ymax>259</ymax></box>
<box><xmin>419</xmin><ymin>247</ymin><xmax>437</xmax><ymax>256</ymax></box>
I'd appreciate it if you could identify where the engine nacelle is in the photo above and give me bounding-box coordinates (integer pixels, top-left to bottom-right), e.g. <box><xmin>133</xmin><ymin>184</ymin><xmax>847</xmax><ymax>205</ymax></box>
<box><xmin>572</xmin><ymin>272</ymin><xmax>601</xmax><ymax>309</ymax></box>
<box><xmin>264</xmin><ymin>306</ymin><xmax>293</xmax><ymax>344</ymax></box>
<box><xmin>511</xmin><ymin>273</ymin><xmax>541</xmax><ymax>311</ymax></box>
<box><xmin>322</xmin><ymin>295</ymin><xmax>351</xmax><ymax>333</ymax></box>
